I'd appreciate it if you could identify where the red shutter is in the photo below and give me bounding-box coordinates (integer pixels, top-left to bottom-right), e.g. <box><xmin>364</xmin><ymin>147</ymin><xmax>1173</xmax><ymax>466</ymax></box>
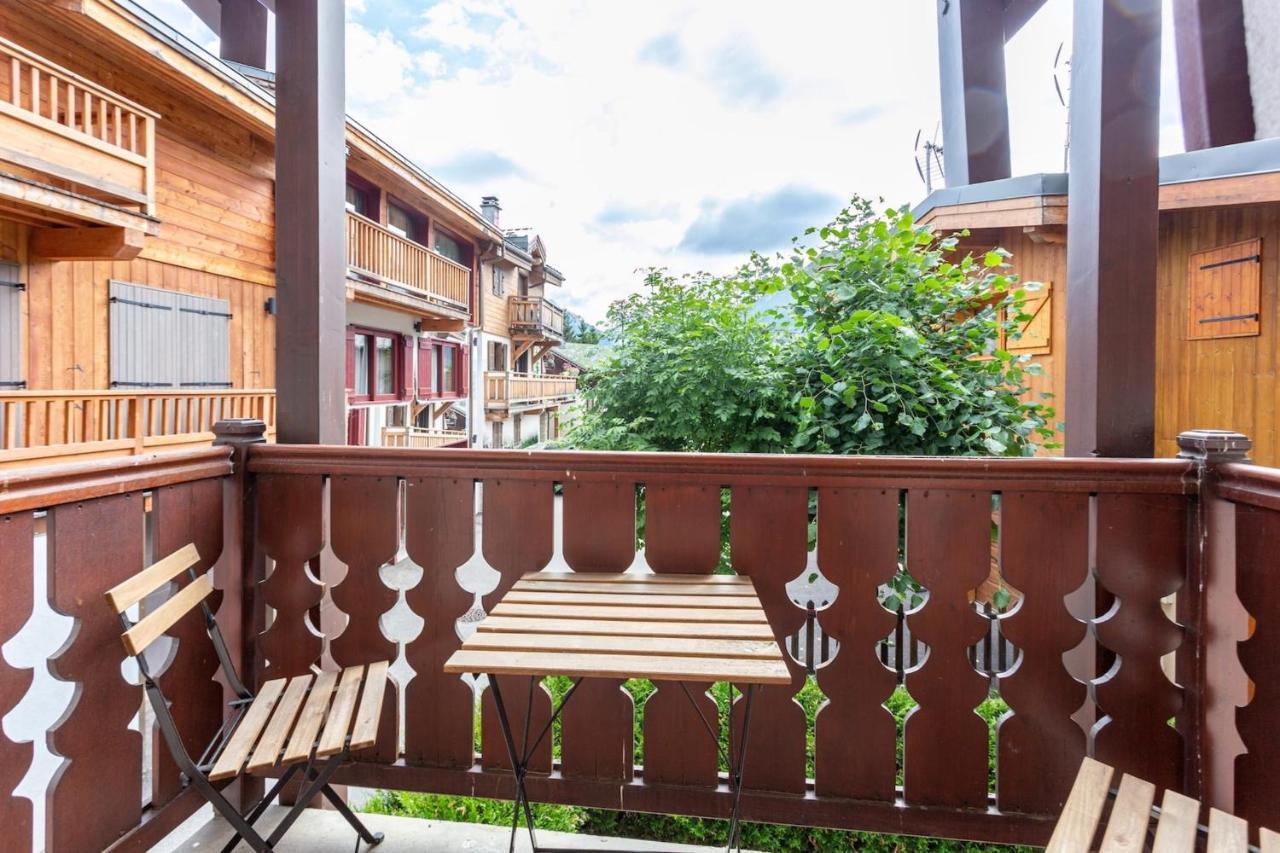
<box><xmin>346</xmin><ymin>407</ymin><xmax>366</xmax><ymax>445</ymax></box>
<box><xmin>458</xmin><ymin>344</ymin><xmax>469</xmax><ymax>397</ymax></box>
<box><xmin>399</xmin><ymin>335</ymin><xmax>414</xmax><ymax>401</ymax></box>
<box><xmin>417</xmin><ymin>338</ymin><xmax>433</xmax><ymax>399</ymax></box>
<box><xmin>345</xmin><ymin>328</ymin><xmax>356</xmax><ymax>393</ymax></box>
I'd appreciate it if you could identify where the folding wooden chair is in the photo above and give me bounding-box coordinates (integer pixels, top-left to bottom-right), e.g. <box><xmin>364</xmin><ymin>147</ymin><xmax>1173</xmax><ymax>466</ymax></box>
<box><xmin>106</xmin><ymin>543</ymin><xmax>389</xmax><ymax>852</ymax></box>
<box><xmin>1047</xmin><ymin>757</ymin><xmax>1279</xmax><ymax>852</ymax></box>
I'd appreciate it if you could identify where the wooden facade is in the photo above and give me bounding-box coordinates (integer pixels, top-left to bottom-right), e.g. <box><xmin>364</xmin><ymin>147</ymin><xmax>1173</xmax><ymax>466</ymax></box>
<box><xmin>925</xmin><ymin>189</ymin><xmax>1280</xmax><ymax>465</ymax></box>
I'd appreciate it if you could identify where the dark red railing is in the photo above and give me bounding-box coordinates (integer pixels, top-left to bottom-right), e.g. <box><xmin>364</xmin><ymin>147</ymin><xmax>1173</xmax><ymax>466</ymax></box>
<box><xmin>0</xmin><ymin>423</ymin><xmax>1276</xmax><ymax>851</ymax></box>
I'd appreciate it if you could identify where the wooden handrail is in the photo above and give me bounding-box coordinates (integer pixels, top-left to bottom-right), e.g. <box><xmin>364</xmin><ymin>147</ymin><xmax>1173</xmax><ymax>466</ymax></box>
<box><xmin>484</xmin><ymin>370</ymin><xmax>577</xmax><ymax>404</ymax></box>
<box><xmin>509</xmin><ymin>295</ymin><xmax>565</xmax><ymax>336</ymax></box>
<box><xmin>381</xmin><ymin>426</ymin><xmax>467</xmax><ymax>449</ymax></box>
<box><xmin>346</xmin><ymin>211</ymin><xmax>470</xmax><ymax>309</ymax></box>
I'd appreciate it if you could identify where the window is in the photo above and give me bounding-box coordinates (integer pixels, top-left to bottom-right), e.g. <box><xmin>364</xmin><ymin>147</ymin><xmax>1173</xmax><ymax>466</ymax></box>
<box><xmin>492</xmin><ymin>267</ymin><xmax>505</xmax><ymax>296</ymax></box>
<box><xmin>0</xmin><ymin>262</ymin><xmax>21</xmax><ymax>389</ymax></box>
<box><xmin>488</xmin><ymin>341</ymin><xmax>508</xmax><ymax>371</ymax></box>
<box><xmin>1186</xmin><ymin>238</ymin><xmax>1262</xmax><ymax>340</ymax></box>
<box><xmin>109</xmin><ymin>281</ymin><xmax>231</xmax><ymax>388</ymax></box>
<box><xmin>440</xmin><ymin>346</ymin><xmax>455</xmax><ymax>391</ymax></box>
<box><xmin>518</xmin><ymin>272</ymin><xmax>529</xmax><ymax>296</ymax></box>
<box><xmin>416</xmin><ymin>338</ymin><xmax>467</xmax><ymax>398</ymax></box>
<box><xmin>346</xmin><ymin>326</ymin><xmax>405</xmax><ymax>402</ymax></box>
<box><xmin>345</xmin><ymin>183</ymin><xmax>370</xmax><ymax>217</ymax></box>
<box><xmin>434</xmin><ymin>231</ymin><xmax>463</xmax><ymax>263</ymax></box>
<box><xmin>388</xmin><ymin>201</ymin><xmax>423</xmax><ymax>243</ymax></box>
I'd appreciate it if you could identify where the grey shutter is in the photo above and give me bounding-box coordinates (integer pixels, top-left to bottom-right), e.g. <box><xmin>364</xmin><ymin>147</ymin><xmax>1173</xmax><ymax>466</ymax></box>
<box><xmin>0</xmin><ymin>262</ymin><xmax>21</xmax><ymax>388</ymax></box>
<box><xmin>110</xmin><ymin>281</ymin><xmax>231</xmax><ymax>388</ymax></box>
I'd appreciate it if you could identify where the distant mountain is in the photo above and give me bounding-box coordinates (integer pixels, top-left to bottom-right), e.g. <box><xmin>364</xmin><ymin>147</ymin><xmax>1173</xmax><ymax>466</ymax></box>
<box><xmin>564</xmin><ymin>310</ymin><xmax>603</xmax><ymax>344</ymax></box>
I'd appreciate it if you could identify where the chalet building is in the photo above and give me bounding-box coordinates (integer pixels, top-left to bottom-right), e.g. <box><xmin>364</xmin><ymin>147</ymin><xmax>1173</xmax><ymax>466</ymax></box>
<box><xmin>0</xmin><ymin>0</ymin><xmax>575</xmax><ymax>466</ymax></box>
<box><xmin>926</xmin><ymin>0</ymin><xmax>1280</xmax><ymax>466</ymax></box>
<box><xmin>472</xmin><ymin>196</ymin><xmax>576</xmax><ymax>448</ymax></box>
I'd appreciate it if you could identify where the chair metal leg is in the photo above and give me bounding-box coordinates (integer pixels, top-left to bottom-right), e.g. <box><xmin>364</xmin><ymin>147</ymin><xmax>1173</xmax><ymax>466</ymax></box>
<box><xmin>317</xmin><ymin>771</ymin><xmax>385</xmax><ymax>846</ymax></box>
<box><xmin>264</xmin><ymin>755</ymin><xmax>346</xmax><ymax>848</ymax></box>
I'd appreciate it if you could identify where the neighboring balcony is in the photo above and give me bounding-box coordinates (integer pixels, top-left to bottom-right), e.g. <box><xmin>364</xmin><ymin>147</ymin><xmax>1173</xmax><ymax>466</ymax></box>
<box><xmin>509</xmin><ymin>295</ymin><xmax>565</xmax><ymax>342</ymax></box>
<box><xmin>381</xmin><ymin>425</ymin><xmax>467</xmax><ymax>449</ymax></box>
<box><xmin>346</xmin><ymin>211</ymin><xmax>471</xmax><ymax>321</ymax></box>
<box><xmin>0</xmin><ymin>37</ymin><xmax>158</xmax><ymax>239</ymax></box>
<box><xmin>484</xmin><ymin>370</ymin><xmax>576</xmax><ymax>413</ymax></box>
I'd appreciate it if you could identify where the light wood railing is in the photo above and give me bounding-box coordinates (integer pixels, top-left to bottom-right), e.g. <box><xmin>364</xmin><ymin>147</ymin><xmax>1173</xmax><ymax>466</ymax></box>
<box><xmin>0</xmin><ymin>388</ymin><xmax>276</xmax><ymax>467</ymax></box>
<box><xmin>381</xmin><ymin>426</ymin><xmax>467</xmax><ymax>449</ymax></box>
<box><xmin>346</xmin><ymin>211</ymin><xmax>470</xmax><ymax>310</ymax></box>
<box><xmin>484</xmin><ymin>371</ymin><xmax>576</xmax><ymax>408</ymax></box>
<box><xmin>0</xmin><ymin>36</ymin><xmax>158</xmax><ymax>213</ymax></box>
<box><xmin>509</xmin><ymin>295</ymin><xmax>565</xmax><ymax>339</ymax></box>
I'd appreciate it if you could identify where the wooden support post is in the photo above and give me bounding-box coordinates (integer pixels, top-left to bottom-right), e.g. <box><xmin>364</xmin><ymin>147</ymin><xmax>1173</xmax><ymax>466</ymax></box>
<box><xmin>220</xmin><ymin>0</ymin><xmax>269</xmax><ymax>69</ymax></box>
<box><xmin>1064</xmin><ymin>0</ymin><xmax>1161</xmax><ymax>458</ymax></box>
<box><xmin>1173</xmin><ymin>0</ymin><xmax>1255</xmax><ymax>151</ymax></box>
<box><xmin>274</xmin><ymin>0</ymin><xmax>346</xmax><ymax>445</ymax></box>
<box><xmin>936</xmin><ymin>0</ymin><xmax>1012</xmax><ymax>186</ymax></box>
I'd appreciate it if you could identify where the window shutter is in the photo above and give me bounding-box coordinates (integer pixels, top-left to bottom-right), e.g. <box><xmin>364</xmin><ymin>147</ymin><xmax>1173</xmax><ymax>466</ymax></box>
<box><xmin>417</xmin><ymin>338</ymin><xmax>433</xmax><ymax>399</ymax></box>
<box><xmin>1186</xmin><ymin>238</ymin><xmax>1262</xmax><ymax>340</ymax></box>
<box><xmin>1006</xmin><ymin>281</ymin><xmax>1052</xmax><ymax>354</ymax></box>
<box><xmin>345</xmin><ymin>328</ymin><xmax>356</xmax><ymax>393</ymax></box>
<box><xmin>458</xmin><ymin>344</ymin><xmax>469</xmax><ymax>397</ymax></box>
<box><xmin>399</xmin><ymin>336</ymin><xmax>414</xmax><ymax>401</ymax></box>
<box><xmin>0</xmin><ymin>262</ymin><xmax>22</xmax><ymax>388</ymax></box>
<box><xmin>110</xmin><ymin>281</ymin><xmax>231</xmax><ymax>388</ymax></box>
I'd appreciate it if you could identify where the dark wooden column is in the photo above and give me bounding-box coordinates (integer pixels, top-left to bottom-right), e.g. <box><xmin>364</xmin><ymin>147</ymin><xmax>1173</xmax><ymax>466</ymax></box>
<box><xmin>220</xmin><ymin>0</ymin><xmax>268</xmax><ymax>68</ymax></box>
<box><xmin>1173</xmin><ymin>0</ymin><xmax>1255</xmax><ymax>150</ymax></box>
<box><xmin>1064</xmin><ymin>0</ymin><xmax>1161</xmax><ymax>458</ymax></box>
<box><xmin>274</xmin><ymin>0</ymin><xmax>347</xmax><ymax>445</ymax></box>
<box><xmin>936</xmin><ymin>0</ymin><xmax>1012</xmax><ymax>186</ymax></box>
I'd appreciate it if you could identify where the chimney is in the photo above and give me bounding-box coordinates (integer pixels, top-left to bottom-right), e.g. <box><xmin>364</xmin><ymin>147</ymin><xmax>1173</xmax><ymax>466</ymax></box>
<box><xmin>481</xmin><ymin>196</ymin><xmax>501</xmax><ymax>226</ymax></box>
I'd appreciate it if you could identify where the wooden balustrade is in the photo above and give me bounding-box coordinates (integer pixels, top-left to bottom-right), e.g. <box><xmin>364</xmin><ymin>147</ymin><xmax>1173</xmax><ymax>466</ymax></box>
<box><xmin>381</xmin><ymin>426</ymin><xmax>467</xmax><ymax>449</ymax></box>
<box><xmin>0</xmin><ymin>388</ymin><xmax>276</xmax><ymax>467</ymax></box>
<box><xmin>5</xmin><ymin>434</ymin><xmax>1280</xmax><ymax>851</ymax></box>
<box><xmin>509</xmin><ymin>295</ymin><xmax>565</xmax><ymax>339</ymax></box>
<box><xmin>346</xmin><ymin>211</ymin><xmax>470</xmax><ymax>310</ymax></box>
<box><xmin>0</xmin><ymin>36</ymin><xmax>157</xmax><ymax>213</ymax></box>
<box><xmin>484</xmin><ymin>371</ymin><xmax>576</xmax><ymax>408</ymax></box>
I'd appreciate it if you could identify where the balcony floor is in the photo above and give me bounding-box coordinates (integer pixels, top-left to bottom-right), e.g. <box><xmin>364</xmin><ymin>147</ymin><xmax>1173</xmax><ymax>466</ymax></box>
<box><xmin>157</xmin><ymin>803</ymin><xmax>754</xmax><ymax>852</ymax></box>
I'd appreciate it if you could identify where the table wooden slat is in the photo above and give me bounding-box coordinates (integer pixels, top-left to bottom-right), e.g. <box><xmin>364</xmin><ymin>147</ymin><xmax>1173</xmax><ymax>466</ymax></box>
<box><xmin>465</xmin><ymin>632</ymin><xmax>782</xmax><ymax>659</ymax></box>
<box><xmin>475</xmin><ymin>615</ymin><xmax>776</xmax><ymax>640</ymax></box>
<box><xmin>519</xmin><ymin>572</ymin><xmax>751</xmax><ymax>586</ymax></box>
<box><xmin>491</xmin><ymin>602</ymin><xmax>768</xmax><ymax>623</ymax></box>
<box><xmin>511</xmin><ymin>579</ymin><xmax>757</xmax><ymax>597</ymax></box>
<box><xmin>444</xmin><ymin>648</ymin><xmax>793</xmax><ymax>684</ymax></box>
<box><xmin>504</xmin><ymin>591</ymin><xmax>758</xmax><ymax>608</ymax></box>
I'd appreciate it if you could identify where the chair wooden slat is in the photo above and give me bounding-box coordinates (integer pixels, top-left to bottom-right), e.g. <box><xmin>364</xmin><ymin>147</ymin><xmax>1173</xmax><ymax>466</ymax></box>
<box><xmin>208</xmin><ymin>678</ymin><xmax>287</xmax><ymax>782</ymax></box>
<box><xmin>281</xmin><ymin>670</ymin><xmax>339</xmax><ymax>766</ymax></box>
<box><xmin>104</xmin><ymin>543</ymin><xmax>200</xmax><ymax>612</ymax></box>
<box><xmin>1046</xmin><ymin>757</ymin><xmax>1115</xmax><ymax>853</ymax></box>
<box><xmin>245</xmin><ymin>675</ymin><xmax>311</xmax><ymax>774</ymax></box>
<box><xmin>120</xmin><ymin>573</ymin><xmax>213</xmax><ymax>656</ymax></box>
<box><xmin>1151</xmin><ymin>789</ymin><xmax>1201</xmax><ymax>853</ymax></box>
<box><xmin>349</xmin><ymin>661</ymin><xmax>389</xmax><ymax>751</ymax></box>
<box><xmin>1259</xmin><ymin>828</ymin><xmax>1280</xmax><ymax>853</ymax></box>
<box><xmin>1099</xmin><ymin>774</ymin><xmax>1157</xmax><ymax>853</ymax></box>
<box><xmin>317</xmin><ymin>665</ymin><xmax>365</xmax><ymax>757</ymax></box>
<box><xmin>1207</xmin><ymin>808</ymin><xmax>1249</xmax><ymax>853</ymax></box>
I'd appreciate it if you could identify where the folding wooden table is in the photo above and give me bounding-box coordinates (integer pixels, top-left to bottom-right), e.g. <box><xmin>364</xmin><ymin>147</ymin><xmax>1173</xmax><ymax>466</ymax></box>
<box><xmin>443</xmin><ymin>571</ymin><xmax>792</xmax><ymax>853</ymax></box>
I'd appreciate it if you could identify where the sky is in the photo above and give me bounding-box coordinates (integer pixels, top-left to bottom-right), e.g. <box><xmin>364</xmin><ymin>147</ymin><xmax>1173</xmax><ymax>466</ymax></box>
<box><xmin>137</xmin><ymin>0</ymin><xmax>1186</xmax><ymax>324</ymax></box>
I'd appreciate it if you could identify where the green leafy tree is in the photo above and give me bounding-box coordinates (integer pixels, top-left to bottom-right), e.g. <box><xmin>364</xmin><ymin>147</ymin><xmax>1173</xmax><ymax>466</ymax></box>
<box><xmin>563</xmin><ymin>309</ymin><xmax>603</xmax><ymax>344</ymax></box>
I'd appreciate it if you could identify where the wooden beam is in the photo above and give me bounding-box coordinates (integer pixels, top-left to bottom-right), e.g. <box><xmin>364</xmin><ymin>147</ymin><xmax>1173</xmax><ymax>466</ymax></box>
<box><xmin>512</xmin><ymin>339</ymin><xmax>536</xmax><ymax>365</ymax></box>
<box><xmin>1173</xmin><ymin>0</ymin><xmax>1255</xmax><ymax>151</ymax></box>
<box><xmin>936</xmin><ymin>0</ymin><xmax>1012</xmax><ymax>186</ymax></box>
<box><xmin>1022</xmin><ymin>225</ymin><xmax>1066</xmax><ymax>245</ymax></box>
<box><xmin>531</xmin><ymin>342</ymin><xmax>557</xmax><ymax>366</ymax></box>
<box><xmin>416</xmin><ymin>318</ymin><xmax>466</xmax><ymax>332</ymax></box>
<box><xmin>220</xmin><ymin>0</ymin><xmax>269</xmax><ymax>69</ymax></box>
<box><xmin>274</xmin><ymin>0</ymin><xmax>346</xmax><ymax>444</ymax></box>
<box><xmin>30</xmin><ymin>225</ymin><xmax>144</xmax><ymax>260</ymax></box>
<box><xmin>1065</xmin><ymin>0</ymin><xmax>1161</xmax><ymax>458</ymax></box>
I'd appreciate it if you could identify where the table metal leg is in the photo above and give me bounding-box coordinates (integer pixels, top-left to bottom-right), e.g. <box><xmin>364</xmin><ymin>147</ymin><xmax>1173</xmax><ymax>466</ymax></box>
<box><xmin>724</xmin><ymin>684</ymin><xmax>758</xmax><ymax>852</ymax></box>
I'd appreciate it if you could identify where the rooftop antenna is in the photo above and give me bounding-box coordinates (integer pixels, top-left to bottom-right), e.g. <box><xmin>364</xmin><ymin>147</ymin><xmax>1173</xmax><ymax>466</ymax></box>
<box><xmin>1053</xmin><ymin>41</ymin><xmax>1071</xmax><ymax>171</ymax></box>
<box><xmin>913</xmin><ymin>123</ymin><xmax>945</xmax><ymax>193</ymax></box>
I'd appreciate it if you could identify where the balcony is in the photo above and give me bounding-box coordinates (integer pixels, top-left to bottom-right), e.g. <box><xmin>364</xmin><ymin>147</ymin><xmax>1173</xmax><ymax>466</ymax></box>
<box><xmin>346</xmin><ymin>211</ymin><xmax>471</xmax><ymax>320</ymax></box>
<box><xmin>381</xmin><ymin>425</ymin><xmax>468</xmax><ymax>449</ymax></box>
<box><xmin>0</xmin><ymin>388</ymin><xmax>276</xmax><ymax>468</ymax></box>
<box><xmin>484</xmin><ymin>370</ymin><xmax>576</xmax><ymax>413</ymax></box>
<box><xmin>0</xmin><ymin>428</ymin><xmax>1276</xmax><ymax>852</ymax></box>
<box><xmin>0</xmin><ymin>37</ymin><xmax>158</xmax><ymax>233</ymax></box>
<box><xmin>510</xmin><ymin>295</ymin><xmax>565</xmax><ymax>342</ymax></box>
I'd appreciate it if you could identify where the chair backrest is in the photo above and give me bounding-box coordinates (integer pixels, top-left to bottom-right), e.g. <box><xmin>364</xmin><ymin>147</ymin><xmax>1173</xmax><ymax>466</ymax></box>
<box><xmin>1048</xmin><ymin>757</ymin><xmax>1279</xmax><ymax>853</ymax></box>
<box><xmin>105</xmin><ymin>543</ymin><xmax>212</xmax><ymax>657</ymax></box>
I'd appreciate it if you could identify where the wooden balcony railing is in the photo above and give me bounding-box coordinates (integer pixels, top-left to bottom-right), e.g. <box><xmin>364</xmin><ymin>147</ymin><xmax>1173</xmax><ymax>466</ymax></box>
<box><xmin>381</xmin><ymin>425</ymin><xmax>467</xmax><ymax>449</ymax></box>
<box><xmin>2</xmin><ymin>428</ymin><xmax>1278</xmax><ymax>851</ymax></box>
<box><xmin>0</xmin><ymin>388</ymin><xmax>276</xmax><ymax>467</ymax></box>
<box><xmin>484</xmin><ymin>371</ymin><xmax>576</xmax><ymax>408</ymax></box>
<box><xmin>0</xmin><ymin>36</ymin><xmax>158</xmax><ymax>213</ymax></box>
<box><xmin>346</xmin><ymin>211</ymin><xmax>470</xmax><ymax>311</ymax></box>
<box><xmin>510</xmin><ymin>295</ymin><xmax>565</xmax><ymax>339</ymax></box>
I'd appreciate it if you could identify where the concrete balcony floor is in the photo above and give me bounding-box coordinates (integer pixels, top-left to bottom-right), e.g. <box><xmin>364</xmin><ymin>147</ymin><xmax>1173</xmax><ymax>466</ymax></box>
<box><xmin>156</xmin><ymin>803</ymin><xmax>753</xmax><ymax>853</ymax></box>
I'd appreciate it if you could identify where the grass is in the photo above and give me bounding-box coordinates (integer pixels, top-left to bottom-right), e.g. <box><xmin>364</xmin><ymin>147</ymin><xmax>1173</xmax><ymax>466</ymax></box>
<box><xmin>362</xmin><ymin>680</ymin><xmax>1031</xmax><ymax>852</ymax></box>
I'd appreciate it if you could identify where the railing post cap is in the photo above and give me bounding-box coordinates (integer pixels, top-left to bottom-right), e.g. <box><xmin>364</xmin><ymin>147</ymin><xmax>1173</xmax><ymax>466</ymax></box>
<box><xmin>213</xmin><ymin>418</ymin><xmax>267</xmax><ymax>445</ymax></box>
<box><xmin>1176</xmin><ymin>429</ymin><xmax>1252</xmax><ymax>462</ymax></box>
